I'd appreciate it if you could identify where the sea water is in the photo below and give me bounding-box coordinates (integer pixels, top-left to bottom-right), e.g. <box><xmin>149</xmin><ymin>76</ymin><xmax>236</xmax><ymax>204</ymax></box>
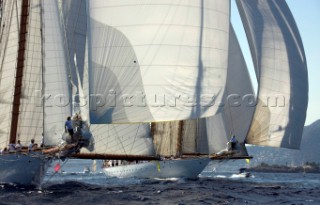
<box><xmin>0</xmin><ymin>159</ymin><xmax>319</xmax><ymax>205</ymax></box>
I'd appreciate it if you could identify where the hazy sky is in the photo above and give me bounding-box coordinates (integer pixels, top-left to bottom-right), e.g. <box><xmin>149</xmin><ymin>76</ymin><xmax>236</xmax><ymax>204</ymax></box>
<box><xmin>231</xmin><ymin>0</ymin><xmax>320</xmax><ymax>126</ymax></box>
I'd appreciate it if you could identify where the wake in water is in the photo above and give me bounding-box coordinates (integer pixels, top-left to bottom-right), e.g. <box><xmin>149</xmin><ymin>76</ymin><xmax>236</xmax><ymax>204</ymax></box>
<box><xmin>1</xmin><ymin>172</ymin><xmax>320</xmax><ymax>205</ymax></box>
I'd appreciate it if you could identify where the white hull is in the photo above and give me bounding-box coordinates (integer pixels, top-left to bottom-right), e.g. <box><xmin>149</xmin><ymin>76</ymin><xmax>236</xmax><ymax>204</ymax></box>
<box><xmin>103</xmin><ymin>158</ymin><xmax>210</xmax><ymax>179</ymax></box>
<box><xmin>0</xmin><ymin>153</ymin><xmax>50</xmax><ymax>186</ymax></box>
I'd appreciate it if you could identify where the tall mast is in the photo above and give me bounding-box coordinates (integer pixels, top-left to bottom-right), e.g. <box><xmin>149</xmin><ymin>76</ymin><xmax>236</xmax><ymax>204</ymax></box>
<box><xmin>9</xmin><ymin>0</ymin><xmax>29</xmax><ymax>143</ymax></box>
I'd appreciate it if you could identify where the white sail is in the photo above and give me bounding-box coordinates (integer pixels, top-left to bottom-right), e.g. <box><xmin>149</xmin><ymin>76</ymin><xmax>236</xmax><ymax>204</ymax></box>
<box><xmin>160</xmin><ymin>24</ymin><xmax>255</xmax><ymax>155</ymax></box>
<box><xmin>85</xmin><ymin>124</ymin><xmax>155</xmax><ymax>156</ymax></box>
<box><xmin>61</xmin><ymin>0</ymin><xmax>87</xmax><ymax>86</ymax></box>
<box><xmin>237</xmin><ymin>0</ymin><xmax>308</xmax><ymax>149</ymax></box>
<box><xmin>0</xmin><ymin>0</ymin><xmax>21</xmax><ymax>148</ymax></box>
<box><xmin>42</xmin><ymin>0</ymin><xmax>72</xmax><ymax>146</ymax></box>
<box><xmin>87</xmin><ymin>0</ymin><xmax>230</xmax><ymax>123</ymax></box>
<box><xmin>16</xmin><ymin>0</ymin><xmax>43</xmax><ymax>147</ymax></box>
<box><xmin>80</xmin><ymin>34</ymin><xmax>155</xmax><ymax>157</ymax></box>
<box><xmin>198</xmin><ymin>24</ymin><xmax>255</xmax><ymax>154</ymax></box>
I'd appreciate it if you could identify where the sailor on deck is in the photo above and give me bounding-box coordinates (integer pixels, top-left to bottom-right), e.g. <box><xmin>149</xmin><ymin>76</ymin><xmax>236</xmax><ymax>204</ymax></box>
<box><xmin>230</xmin><ymin>135</ymin><xmax>238</xmax><ymax>151</ymax></box>
<box><xmin>7</xmin><ymin>141</ymin><xmax>16</xmax><ymax>152</ymax></box>
<box><xmin>65</xmin><ymin>116</ymin><xmax>74</xmax><ymax>138</ymax></box>
<box><xmin>15</xmin><ymin>140</ymin><xmax>22</xmax><ymax>151</ymax></box>
<box><xmin>28</xmin><ymin>139</ymin><xmax>36</xmax><ymax>152</ymax></box>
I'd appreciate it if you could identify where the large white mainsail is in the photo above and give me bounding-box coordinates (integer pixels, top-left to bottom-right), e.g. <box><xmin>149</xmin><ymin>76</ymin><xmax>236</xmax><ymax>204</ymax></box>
<box><xmin>0</xmin><ymin>0</ymin><xmax>22</xmax><ymax>148</ymax></box>
<box><xmin>237</xmin><ymin>0</ymin><xmax>308</xmax><ymax>149</ymax></box>
<box><xmin>87</xmin><ymin>0</ymin><xmax>230</xmax><ymax>123</ymax></box>
<box><xmin>16</xmin><ymin>0</ymin><xmax>43</xmax><ymax>147</ymax></box>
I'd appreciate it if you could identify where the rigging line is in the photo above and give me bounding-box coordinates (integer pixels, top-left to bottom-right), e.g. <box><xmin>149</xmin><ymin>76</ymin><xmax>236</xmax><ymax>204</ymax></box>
<box><xmin>14</xmin><ymin>0</ymin><xmax>19</xmax><ymax>34</ymax></box>
<box><xmin>40</xmin><ymin>0</ymin><xmax>46</xmax><ymax>147</ymax></box>
<box><xmin>0</xmin><ymin>1</ymin><xmax>15</xmax><ymax>84</ymax></box>
<box><xmin>113</xmin><ymin>124</ymin><xmax>129</xmax><ymax>157</ymax></box>
<box><xmin>129</xmin><ymin>123</ymin><xmax>140</xmax><ymax>154</ymax></box>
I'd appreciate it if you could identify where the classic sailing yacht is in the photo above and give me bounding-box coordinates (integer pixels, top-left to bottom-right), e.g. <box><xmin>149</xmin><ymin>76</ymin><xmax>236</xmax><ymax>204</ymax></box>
<box><xmin>96</xmin><ymin>0</ymin><xmax>308</xmax><ymax>178</ymax></box>
<box><xmin>0</xmin><ymin>0</ymin><xmax>308</xmax><ymax>184</ymax></box>
<box><xmin>0</xmin><ymin>0</ymin><xmax>94</xmax><ymax>186</ymax></box>
<box><xmin>100</xmin><ymin>23</ymin><xmax>254</xmax><ymax>179</ymax></box>
<box><xmin>80</xmin><ymin>0</ymin><xmax>232</xmax><ymax>179</ymax></box>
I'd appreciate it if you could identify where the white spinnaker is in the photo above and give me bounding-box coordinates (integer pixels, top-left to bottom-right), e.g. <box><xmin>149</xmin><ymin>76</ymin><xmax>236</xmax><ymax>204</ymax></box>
<box><xmin>16</xmin><ymin>0</ymin><xmax>43</xmax><ymax>147</ymax></box>
<box><xmin>87</xmin><ymin>0</ymin><xmax>230</xmax><ymax>123</ymax></box>
<box><xmin>42</xmin><ymin>0</ymin><xmax>72</xmax><ymax>146</ymax></box>
<box><xmin>198</xmin><ymin>24</ymin><xmax>255</xmax><ymax>154</ymax></box>
<box><xmin>237</xmin><ymin>0</ymin><xmax>308</xmax><ymax>149</ymax></box>
<box><xmin>0</xmin><ymin>0</ymin><xmax>21</xmax><ymax>148</ymax></box>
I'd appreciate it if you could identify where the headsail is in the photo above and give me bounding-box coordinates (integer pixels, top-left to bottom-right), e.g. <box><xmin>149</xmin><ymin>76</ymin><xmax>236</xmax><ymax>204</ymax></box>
<box><xmin>79</xmin><ymin>33</ymin><xmax>156</xmax><ymax>158</ymax></box>
<box><xmin>237</xmin><ymin>0</ymin><xmax>308</xmax><ymax>149</ymax></box>
<box><xmin>42</xmin><ymin>0</ymin><xmax>72</xmax><ymax>146</ymax></box>
<box><xmin>87</xmin><ymin>0</ymin><xmax>230</xmax><ymax>123</ymax></box>
<box><xmin>198</xmin><ymin>23</ymin><xmax>255</xmax><ymax>154</ymax></box>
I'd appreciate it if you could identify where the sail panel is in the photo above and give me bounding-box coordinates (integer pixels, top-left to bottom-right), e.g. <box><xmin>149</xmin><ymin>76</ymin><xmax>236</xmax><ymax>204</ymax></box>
<box><xmin>81</xmin><ymin>36</ymin><xmax>156</xmax><ymax>157</ymax></box>
<box><xmin>237</xmin><ymin>0</ymin><xmax>308</xmax><ymax>149</ymax></box>
<box><xmin>0</xmin><ymin>0</ymin><xmax>21</xmax><ymax>148</ymax></box>
<box><xmin>204</xmin><ymin>113</ymin><xmax>229</xmax><ymax>153</ymax></box>
<box><xmin>42</xmin><ymin>0</ymin><xmax>72</xmax><ymax>146</ymax></box>
<box><xmin>222</xmin><ymin>24</ymin><xmax>255</xmax><ymax>144</ymax></box>
<box><xmin>87</xmin><ymin>0</ymin><xmax>230</xmax><ymax>123</ymax></box>
<box><xmin>198</xmin><ymin>24</ymin><xmax>255</xmax><ymax>154</ymax></box>
<box><xmin>16</xmin><ymin>0</ymin><xmax>43</xmax><ymax>147</ymax></box>
<box><xmin>81</xmin><ymin>124</ymin><xmax>155</xmax><ymax>156</ymax></box>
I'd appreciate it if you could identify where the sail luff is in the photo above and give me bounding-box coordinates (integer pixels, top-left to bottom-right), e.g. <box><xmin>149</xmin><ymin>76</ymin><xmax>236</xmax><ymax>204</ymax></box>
<box><xmin>9</xmin><ymin>0</ymin><xmax>29</xmax><ymax>143</ymax></box>
<box><xmin>236</xmin><ymin>0</ymin><xmax>308</xmax><ymax>149</ymax></box>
